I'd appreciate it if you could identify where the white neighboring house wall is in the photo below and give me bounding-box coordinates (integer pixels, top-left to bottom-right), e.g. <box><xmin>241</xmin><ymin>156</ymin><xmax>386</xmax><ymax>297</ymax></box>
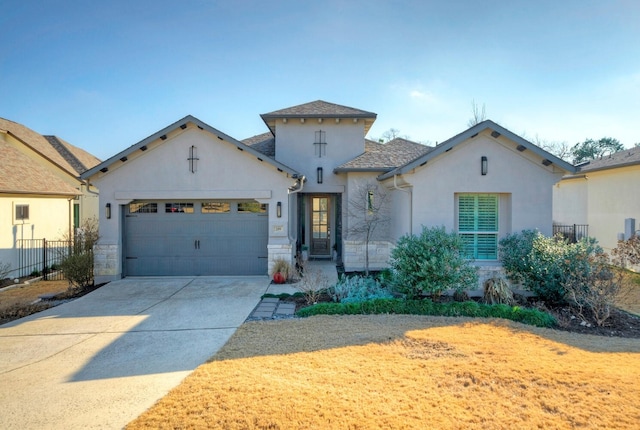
<box><xmin>0</xmin><ymin>196</ymin><xmax>73</xmax><ymax>278</ymax></box>
<box><xmin>90</xmin><ymin>124</ymin><xmax>295</xmax><ymax>283</ymax></box>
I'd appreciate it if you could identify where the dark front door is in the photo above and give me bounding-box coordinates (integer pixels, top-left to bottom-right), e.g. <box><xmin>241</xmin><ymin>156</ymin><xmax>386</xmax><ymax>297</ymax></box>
<box><xmin>311</xmin><ymin>196</ymin><xmax>331</xmax><ymax>256</ymax></box>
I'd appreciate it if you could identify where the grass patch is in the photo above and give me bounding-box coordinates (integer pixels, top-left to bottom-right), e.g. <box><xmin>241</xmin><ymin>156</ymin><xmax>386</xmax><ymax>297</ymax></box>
<box><xmin>296</xmin><ymin>298</ymin><xmax>556</xmax><ymax>328</ymax></box>
<box><xmin>127</xmin><ymin>315</ymin><xmax>640</xmax><ymax>430</ymax></box>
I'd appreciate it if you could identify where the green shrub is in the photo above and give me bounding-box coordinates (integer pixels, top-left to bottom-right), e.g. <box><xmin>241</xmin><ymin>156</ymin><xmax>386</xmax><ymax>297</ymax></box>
<box><xmin>331</xmin><ymin>275</ymin><xmax>393</xmax><ymax>303</ymax></box>
<box><xmin>499</xmin><ymin>230</ymin><xmax>603</xmax><ymax>305</ymax></box>
<box><xmin>61</xmin><ymin>252</ymin><xmax>94</xmax><ymax>289</ymax></box>
<box><xmin>389</xmin><ymin>226</ymin><xmax>478</xmax><ymax>299</ymax></box>
<box><xmin>296</xmin><ymin>298</ymin><xmax>556</xmax><ymax>328</ymax></box>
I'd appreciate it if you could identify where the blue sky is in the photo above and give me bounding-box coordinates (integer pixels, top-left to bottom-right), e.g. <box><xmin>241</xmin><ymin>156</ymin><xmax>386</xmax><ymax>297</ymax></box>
<box><xmin>2</xmin><ymin>0</ymin><xmax>639</xmax><ymax>161</ymax></box>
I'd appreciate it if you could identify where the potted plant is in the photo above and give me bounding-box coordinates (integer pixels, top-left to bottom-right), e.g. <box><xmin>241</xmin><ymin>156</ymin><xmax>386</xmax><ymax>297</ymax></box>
<box><xmin>270</xmin><ymin>258</ymin><xmax>291</xmax><ymax>284</ymax></box>
<box><xmin>301</xmin><ymin>245</ymin><xmax>309</xmax><ymax>261</ymax></box>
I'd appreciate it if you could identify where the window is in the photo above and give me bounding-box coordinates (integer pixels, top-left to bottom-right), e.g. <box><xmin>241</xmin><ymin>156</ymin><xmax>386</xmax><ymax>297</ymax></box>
<box><xmin>458</xmin><ymin>194</ymin><xmax>498</xmax><ymax>260</ymax></box>
<box><xmin>237</xmin><ymin>202</ymin><xmax>267</xmax><ymax>213</ymax></box>
<box><xmin>165</xmin><ymin>203</ymin><xmax>194</xmax><ymax>213</ymax></box>
<box><xmin>129</xmin><ymin>203</ymin><xmax>157</xmax><ymax>213</ymax></box>
<box><xmin>201</xmin><ymin>202</ymin><xmax>230</xmax><ymax>213</ymax></box>
<box><xmin>15</xmin><ymin>204</ymin><xmax>29</xmax><ymax>221</ymax></box>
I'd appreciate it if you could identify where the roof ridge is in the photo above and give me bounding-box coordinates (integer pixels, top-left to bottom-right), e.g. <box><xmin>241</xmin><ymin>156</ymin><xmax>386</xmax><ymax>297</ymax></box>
<box><xmin>44</xmin><ymin>135</ymin><xmax>88</xmax><ymax>174</ymax></box>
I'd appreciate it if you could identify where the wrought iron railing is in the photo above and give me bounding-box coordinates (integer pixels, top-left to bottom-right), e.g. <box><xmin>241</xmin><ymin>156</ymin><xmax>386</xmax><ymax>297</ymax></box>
<box><xmin>15</xmin><ymin>239</ymin><xmax>73</xmax><ymax>280</ymax></box>
<box><xmin>552</xmin><ymin>224</ymin><xmax>589</xmax><ymax>243</ymax></box>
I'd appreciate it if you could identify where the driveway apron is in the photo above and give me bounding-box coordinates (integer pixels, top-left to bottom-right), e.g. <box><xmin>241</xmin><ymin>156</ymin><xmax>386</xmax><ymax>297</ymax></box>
<box><xmin>0</xmin><ymin>276</ymin><xmax>270</xmax><ymax>430</ymax></box>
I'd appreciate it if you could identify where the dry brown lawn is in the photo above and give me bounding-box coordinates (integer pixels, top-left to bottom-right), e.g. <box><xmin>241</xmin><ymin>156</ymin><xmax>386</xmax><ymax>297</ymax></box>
<box><xmin>0</xmin><ymin>279</ymin><xmax>68</xmax><ymax>312</ymax></box>
<box><xmin>128</xmin><ymin>315</ymin><xmax>640</xmax><ymax>430</ymax></box>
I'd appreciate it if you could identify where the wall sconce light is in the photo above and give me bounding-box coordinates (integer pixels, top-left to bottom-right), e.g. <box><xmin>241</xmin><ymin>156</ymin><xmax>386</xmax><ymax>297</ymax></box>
<box><xmin>276</xmin><ymin>201</ymin><xmax>282</xmax><ymax>218</ymax></box>
<box><xmin>105</xmin><ymin>203</ymin><xmax>111</xmax><ymax>219</ymax></box>
<box><xmin>317</xmin><ymin>167</ymin><xmax>323</xmax><ymax>184</ymax></box>
<box><xmin>481</xmin><ymin>156</ymin><xmax>488</xmax><ymax>176</ymax></box>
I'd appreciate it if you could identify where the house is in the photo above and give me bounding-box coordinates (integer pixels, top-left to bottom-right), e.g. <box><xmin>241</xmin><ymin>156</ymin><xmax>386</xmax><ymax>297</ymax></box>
<box><xmin>81</xmin><ymin>101</ymin><xmax>574</xmax><ymax>284</ymax></box>
<box><xmin>0</xmin><ymin>118</ymin><xmax>101</xmax><ymax>278</ymax></box>
<box><xmin>553</xmin><ymin>147</ymin><xmax>640</xmax><ymax>254</ymax></box>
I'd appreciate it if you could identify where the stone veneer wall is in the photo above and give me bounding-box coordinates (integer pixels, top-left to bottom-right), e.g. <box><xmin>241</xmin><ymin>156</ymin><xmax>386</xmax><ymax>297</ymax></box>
<box><xmin>343</xmin><ymin>240</ymin><xmax>392</xmax><ymax>272</ymax></box>
<box><xmin>267</xmin><ymin>243</ymin><xmax>293</xmax><ymax>275</ymax></box>
<box><xmin>93</xmin><ymin>243</ymin><xmax>119</xmax><ymax>284</ymax></box>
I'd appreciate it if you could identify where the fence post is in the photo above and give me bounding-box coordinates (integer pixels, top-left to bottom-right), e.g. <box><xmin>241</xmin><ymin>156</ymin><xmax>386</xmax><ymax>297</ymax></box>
<box><xmin>42</xmin><ymin>238</ymin><xmax>46</xmax><ymax>280</ymax></box>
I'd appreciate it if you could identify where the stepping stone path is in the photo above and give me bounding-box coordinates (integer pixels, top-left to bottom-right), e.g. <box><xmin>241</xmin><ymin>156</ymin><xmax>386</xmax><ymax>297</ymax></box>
<box><xmin>247</xmin><ymin>297</ymin><xmax>296</xmax><ymax>321</ymax></box>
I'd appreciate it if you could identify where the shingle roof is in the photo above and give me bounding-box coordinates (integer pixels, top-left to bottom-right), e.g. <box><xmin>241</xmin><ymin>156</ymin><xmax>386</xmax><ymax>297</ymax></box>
<box><xmin>335</xmin><ymin>138</ymin><xmax>433</xmax><ymax>172</ymax></box>
<box><xmin>0</xmin><ymin>118</ymin><xmax>100</xmax><ymax>176</ymax></box>
<box><xmin>261</xmin><ymin>100</ymin><xmax>377</xmax><ymax>118</ymax></box>
<box><xmin>0</xmin><ymin>139</ymin><xmax>79</xmax><ymax>195</ymax></box>
<box><xmin>576</xmin><ymin>147</ymin><xmax>640</xmax><ymax>173</ymax></box>
<box><xmin>242</xmin><ymin>132</ymin><xmax>275</xmax><ymax>157</ymax></box>
<box><xmin>260</xmin><ymin>100</ymin><xmax>377</xmax><ymax>135</ymax></box>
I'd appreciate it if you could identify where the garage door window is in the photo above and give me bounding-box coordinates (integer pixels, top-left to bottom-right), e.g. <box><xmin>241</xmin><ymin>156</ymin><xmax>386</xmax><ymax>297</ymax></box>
<box><xmin>202</xmin><ymin>202</ymin><xmax>231</xmax><ymax>213</ymax></box>
<box><xmin>165</xmin><ymin>203</ymin><xmax>194</xmax><ymax>213</ymax></box>
<box><xmin>130</xmin><ymin>203</ymin><xmax>157</xmax><ymax>213</ymax></box>
<box><xmin>238</xmin><ymin>202</ymin><xmax>267</xmax><ymax>213</ymax></box>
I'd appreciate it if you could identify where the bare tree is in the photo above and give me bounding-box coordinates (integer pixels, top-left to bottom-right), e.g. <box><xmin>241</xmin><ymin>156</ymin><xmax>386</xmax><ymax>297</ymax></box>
<box><xmin>347</xmin><ymin>181</ymin><xmax>392</xmax><ymax>276</ymax></box>
<box><xmin>467</xmin><ymin>100</ymin><xmax>486</xmax><ymax>127</ymax></box>
<box><xmin>532</xmin><ymin>135</ymin><xmax>571</xmax><ymax>161</ymax></box>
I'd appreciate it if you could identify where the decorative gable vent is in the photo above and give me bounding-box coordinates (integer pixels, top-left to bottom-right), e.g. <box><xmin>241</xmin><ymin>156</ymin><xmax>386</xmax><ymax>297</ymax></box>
<box><xmin>314</xmin><ymin>130</ymin><xmax>327</xmax><ymax>158</ymax></box>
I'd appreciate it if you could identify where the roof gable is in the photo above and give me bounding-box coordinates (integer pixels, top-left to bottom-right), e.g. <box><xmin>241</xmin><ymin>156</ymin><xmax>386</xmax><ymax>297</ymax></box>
<box><xmin>81</xmin><ymin>115</ymin><xmax>299</xmax><ymax>180</ymax></box>
<box><xmin>379</xmin><ymin>120</ymin><xmax>576</xmax><ymax>180</ymax></box>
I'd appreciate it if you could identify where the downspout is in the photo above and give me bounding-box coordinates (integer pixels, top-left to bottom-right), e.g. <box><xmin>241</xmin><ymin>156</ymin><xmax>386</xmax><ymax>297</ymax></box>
<box><xmin>287</xmin><ymin>175</ymin><xmax>305</xmax><ymax>243</ymax></box>
<box><xmin>393</xmin><ymin>174</ymin><xmax>412</xmax><ymax>235</ymax></box>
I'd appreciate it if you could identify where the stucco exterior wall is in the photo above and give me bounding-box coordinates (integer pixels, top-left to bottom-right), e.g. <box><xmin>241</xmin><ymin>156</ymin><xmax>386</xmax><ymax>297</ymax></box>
<box><xmin>586</xmin><ymin>166</ymin><xmax>640</xmax><ymax>252</ymax></box>
<box><xmin>343</xmin><ymin>172</ymin><xmax>393</xmax><ymax>271</ymax></box>
<box><xmin>408</xmin><ymin>132</ymin><xmax>563</xmax><ymax>237</ymax></box>
<box><xmin>552</xmin><ymin>176</ymin><xmax>588</xmax><ymax>226</ymax></box>
<box><xmin>274</xmin><ymin>119</ymin><xmax>364</xmax><ymax>193</ymax></box>
<box><xmin>91</xmin><ymin>125</ymin><xmax>296</xmax><ymax>282</ymax></box>
<box><xmin>0</xmin><ymin>196</ymin><xmax>72</xmax><ymax>277</ymax></box>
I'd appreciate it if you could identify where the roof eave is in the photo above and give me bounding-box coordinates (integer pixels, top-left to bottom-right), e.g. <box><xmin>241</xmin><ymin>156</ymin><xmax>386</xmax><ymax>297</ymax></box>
<box><xmin>378</xmin><ymin>120</ymin><xmax>576</xmax><ymax>180</ymax></box>
<box><xmin>81</xmin><ymin>115</ymin><xmax>300</xmax><ymax>180</ymax></box>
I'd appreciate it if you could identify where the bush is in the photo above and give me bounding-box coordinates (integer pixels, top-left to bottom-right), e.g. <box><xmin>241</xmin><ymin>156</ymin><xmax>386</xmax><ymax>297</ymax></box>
<box><xmin>389</xmin><ymin>226</ymin><xmax>478</xmax><ymax>299</ymax></box>
<box><xmin>0</xmin><ymin>262</ymin><xmax>10</xmax><ymax>281</ymax></box>
<box><xmin>331</xmin><ymin>275</ymin><xmax>393</xmax><ymax>303</ymax></box>
<box><xmin>270</xmin><ymin>258</ymin><xmax>292</xmax><ymax>281</ymax></box>
<box><xmin>499</xmin><ymin>230</ymin><xmax>603</xmax><ymax>305</ymax></box>
<box><xmin>483</xmin><ymin>277</ymin><xmax>515</xmax><ymax>305</ymax></box>
<box><xmin>612</xmin><ymin>235</ymin><xmax>640</xmax><ymax>268</ymax></box>
<box><xmin>564</xmin><ymin>252</ymin><xmax>621</xmax><ymax>327</ymax></box>
<box><xmin>296</xmin><ymin>298</ymin><xmax>556</xmax><ymax>328</ymax></box>
<box><xmin>60</xmin><ymin>252</ymin><xmax>94</xmax><ymax>289</ymax></box>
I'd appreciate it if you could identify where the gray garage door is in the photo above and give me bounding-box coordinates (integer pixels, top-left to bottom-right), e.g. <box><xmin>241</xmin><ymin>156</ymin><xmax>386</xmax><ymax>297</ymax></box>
<box><xmin>124</xmin><ymin>200</ymin><xmax>268</xmax><ymax>276</ymax></box>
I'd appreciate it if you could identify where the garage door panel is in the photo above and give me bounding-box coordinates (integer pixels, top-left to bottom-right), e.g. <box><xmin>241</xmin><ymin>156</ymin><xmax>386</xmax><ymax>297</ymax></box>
<box><xmin>125</xmin><ymin>201</ymin><xmax>268</xmax><ymax>276</ymax></box>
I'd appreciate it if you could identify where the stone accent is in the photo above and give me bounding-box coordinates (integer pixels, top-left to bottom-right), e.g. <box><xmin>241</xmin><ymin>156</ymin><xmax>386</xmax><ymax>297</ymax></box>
<box><xmin>343</xmin><ymin>240</ymin><xmax>392</xmax><ymax>272</ymax></box>
<box><xmin>93</xmin><ymin>244</ymin><xmax>119</xmax><ymax>283</ymax></box>
<box><xmin>267</xmin><ymin>243</ymin><xmax>293</xmax><ymax>275</ymax></box>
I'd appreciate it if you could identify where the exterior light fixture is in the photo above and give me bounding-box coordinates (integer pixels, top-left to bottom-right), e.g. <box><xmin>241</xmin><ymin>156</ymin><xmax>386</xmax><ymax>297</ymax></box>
<box><xmin>105</xmin><ymin>203</ymin><xmax>111</xmax><ymax>219</ymax></box>
<box><xmin>276</xmin><ymin>201</ymin><xmax>282</xmax><ymax>218</ymax></box>
<box><xmin>317</xmin><ymin>167</ymin><xmax>323</xmax><ymax>184</ymax></box>
<box><xmin>481</xmin><ymin>156</ymin><xmax>488</xmax><ymax>176</ymax></box>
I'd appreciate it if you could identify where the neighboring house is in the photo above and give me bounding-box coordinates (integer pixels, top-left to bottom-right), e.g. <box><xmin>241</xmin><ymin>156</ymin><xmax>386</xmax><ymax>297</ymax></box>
<box><xmin>0</xmin><ymin>118</ymin><xmax>101</xmax><ymax>278</ymax></box>
<box><xmin>81</xmin><ymin>101</ymin><xmax>574</xmax><ymax>284</ymax></box>
<box><xmin>553</xmin><ymin>147</ymin><xmax>640</xmax><ymax>253</ymax></box>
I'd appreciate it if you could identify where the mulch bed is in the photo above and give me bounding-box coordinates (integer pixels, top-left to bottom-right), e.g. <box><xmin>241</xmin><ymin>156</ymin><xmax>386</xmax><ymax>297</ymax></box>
<box><xmin>282</xmin><ymin>293</ymin><xmax>640</xmax><ymax>339</ymax></box>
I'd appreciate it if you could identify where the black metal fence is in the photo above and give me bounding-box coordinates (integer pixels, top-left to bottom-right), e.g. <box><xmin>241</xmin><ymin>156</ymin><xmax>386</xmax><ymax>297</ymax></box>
<box><xmin>15</xmin><ymin>239</ymin><xmax>73</xmax><ymax>280</ymax></box>
<box><xmin>553</xmin><ymin>224</ymin><xmax>589</xmax><ymax>243</ymax></box>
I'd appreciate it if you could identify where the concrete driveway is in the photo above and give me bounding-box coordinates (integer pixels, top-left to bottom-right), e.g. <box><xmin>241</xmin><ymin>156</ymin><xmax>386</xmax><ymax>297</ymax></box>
<box><xmin>0</xmin><ymin>276</ymin><xmax>271</xmax><ymax>430</ymax></box>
